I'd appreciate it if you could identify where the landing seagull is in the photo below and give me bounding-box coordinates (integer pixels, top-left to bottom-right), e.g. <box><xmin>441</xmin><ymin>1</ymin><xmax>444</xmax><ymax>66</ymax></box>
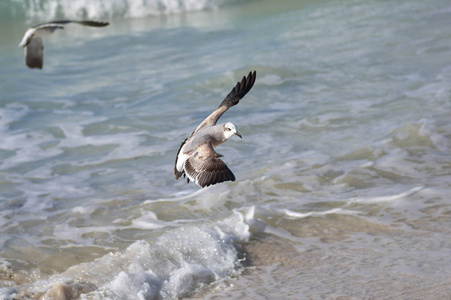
<box><xmin>174</xmin><ymin>71</ymin><xmax>257</xmax><ymax>188</ymax></box>
<box><xmin>18</xmin><ymin>20</ymin><xmax>109</xmax><ymax>69</ymax></box>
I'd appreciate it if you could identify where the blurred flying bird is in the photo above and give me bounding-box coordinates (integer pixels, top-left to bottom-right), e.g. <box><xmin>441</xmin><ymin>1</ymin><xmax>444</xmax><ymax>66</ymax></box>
<box><xmin>18</xmin><ymin>20</ymin><xmax>109</xmax><ymax>69</ymax></box>
<box><xmin>174</xmin><ymin>71</ymin><xmax>257</xmax><ymax>188</ymax></box>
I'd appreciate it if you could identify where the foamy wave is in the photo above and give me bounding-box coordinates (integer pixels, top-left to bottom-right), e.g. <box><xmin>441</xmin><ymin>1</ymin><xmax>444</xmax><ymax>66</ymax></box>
<box><xmin>346</xmin><ymin>186</ymin><xmax>424</xmax><ymax>205</ymax></box>
<box><xmin>5</xmin><ymin>210</ymin><xmax>250</xmax><ymax>299</ymax></box>
<box><xmin>9</xmin><ymin>0</ymin><xmax>230</xmax><ymax>20</ymax></box>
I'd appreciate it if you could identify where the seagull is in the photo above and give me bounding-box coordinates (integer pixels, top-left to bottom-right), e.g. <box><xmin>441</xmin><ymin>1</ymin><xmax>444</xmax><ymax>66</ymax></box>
<box><xmin>18</xmin><ymin>20</ymin><xmax>109</xmax><ymax>69</ymax></box>
<box><xmin>174</xmin><ymin>71</ymin><xmax>257</xmax><ymax>188</ymax></box>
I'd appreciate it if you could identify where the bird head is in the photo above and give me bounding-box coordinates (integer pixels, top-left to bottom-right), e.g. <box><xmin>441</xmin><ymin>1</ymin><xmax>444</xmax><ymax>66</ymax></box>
<box><xmin>223</xmin><ymin>122</ymin><xmax>242</xmax><ymax>139</ymax></box>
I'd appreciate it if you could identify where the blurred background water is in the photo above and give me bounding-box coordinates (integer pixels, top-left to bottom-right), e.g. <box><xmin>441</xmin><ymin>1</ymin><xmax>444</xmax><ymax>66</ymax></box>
<box><xmin>0</xmin><ymin>0</ymin><xmax>450</xmax><ymax>298</ymax></box>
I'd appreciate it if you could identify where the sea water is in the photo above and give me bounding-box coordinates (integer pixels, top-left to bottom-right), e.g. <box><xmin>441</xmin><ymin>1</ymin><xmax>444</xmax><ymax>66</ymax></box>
<box><xmin>0</xmin><ymin>0</ymin><xmax>450</xmax><ymax>298</ymax></box>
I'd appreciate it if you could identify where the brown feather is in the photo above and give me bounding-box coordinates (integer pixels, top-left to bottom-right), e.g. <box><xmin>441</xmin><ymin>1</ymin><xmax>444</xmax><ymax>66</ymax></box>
<box><xmin>184</xmin><ymin>142</ymin><xmax>235</xmax><ymax>188</ymax></box>
<box><xmin>25</xmin><ymin>37</ymin><xmax>44</xmax><ymax>69</ymax></box>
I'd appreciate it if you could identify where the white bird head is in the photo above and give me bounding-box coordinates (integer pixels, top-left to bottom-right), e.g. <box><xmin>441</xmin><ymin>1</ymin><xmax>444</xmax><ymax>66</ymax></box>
<box><xmin>223</xmin><ymin>122</ymin><xmax>242</xmax><ymax>139</ymax></box>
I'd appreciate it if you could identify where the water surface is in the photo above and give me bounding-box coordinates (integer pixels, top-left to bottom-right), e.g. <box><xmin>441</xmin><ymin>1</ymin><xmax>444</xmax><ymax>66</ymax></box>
<box><xmin>0</xmin><ymin>0</ymin><xmax>450</xmax><ymax>298</ymax></box>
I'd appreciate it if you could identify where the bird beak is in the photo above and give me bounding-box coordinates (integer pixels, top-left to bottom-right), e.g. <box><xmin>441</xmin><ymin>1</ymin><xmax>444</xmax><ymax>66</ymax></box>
<box><xmin>235</xmin><ymin>131</ymin><xmax>242</xmax><ymax>139</ymax></box>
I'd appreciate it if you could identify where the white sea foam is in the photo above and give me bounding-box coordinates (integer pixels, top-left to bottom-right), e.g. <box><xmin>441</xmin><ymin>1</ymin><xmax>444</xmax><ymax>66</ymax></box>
<box><xmin>346</xmin><ymin>186</ymin><xmax>424</xmax><ymax>205</ymax></box>
<box><xmin>12</xmin><ymin>0</ymin><xmax>230</xmax><ymax>20</ymax></box>
<box><xmin>252</xmin><ymin>205</ymin><xmax>358</xmax><ymax>220</ymax></box>
<box><xmin>4</xmin><ymin>210</ymin><xmax>250</xmax><ymax>299</ymax></box>
<box><xmin>130</xmin><ymin>210</ymin><xmax>169</xmax><ymax>230</ymax></box>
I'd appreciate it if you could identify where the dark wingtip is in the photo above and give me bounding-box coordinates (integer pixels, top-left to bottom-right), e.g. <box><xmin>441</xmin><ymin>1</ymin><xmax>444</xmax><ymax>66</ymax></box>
<box><xmin>174</xmin><ymin>138</ymin><xmax>188</xmax><ymax>179</ymax></box>
<box><xmin>219</xmin><ymin>70</ymin><xmax>256</xmax><ymax>109</ymax></box>
<box><xmin>26</xmin><ymin>61</ymin><xmax>43</xmax><ymax>69</ymax></box>
<box><xmin>78</xmin><ymin>20</ymin><xmax>110</xmax><ymax>27</ymax></box>
<box><xmin>48</xmin><ymin>20</ymin><xmax>110</xmax><ymax>27</ymax></box>
<box><xmin>199</xmin><ymin>169</ymin><xmax>236</xmax><ymax>188</ymax></box>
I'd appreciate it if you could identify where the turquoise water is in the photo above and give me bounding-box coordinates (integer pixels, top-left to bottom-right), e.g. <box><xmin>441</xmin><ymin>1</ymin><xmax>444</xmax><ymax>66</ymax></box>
<box><xmin>1</xmin><ymin>0</ymin><xmax>451</xmax><ymax>298</ymax></box>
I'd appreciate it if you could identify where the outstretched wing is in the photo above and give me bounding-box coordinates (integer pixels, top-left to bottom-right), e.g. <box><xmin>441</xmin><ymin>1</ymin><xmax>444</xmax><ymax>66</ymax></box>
<box><xmin>33</xmin><ymin>25</ymin><xmax>65</xmax><ymax>38</ymax></box>
<box><xmin>18</xmin><ymin>25</ymin><xmax>63</xmax><ymax>48</ymax></box>
<box><xmin>184</xmin><ymin>142</ymin><xmax>235</xmax><ymax>188</ymax></box>
<box><xmin>190</xmin><ymin>70</ymin><xmax>256</xmax><ymax>137</ymax></box>
<box><xmin>25</xmin><ymin>37</ymin><xmax>44</xmax><ymax>69</ymax></box>
<box><xmin>34</xmin><ymin>20</ymin><xmax>109</xmax><ymax>28</ymax></box>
